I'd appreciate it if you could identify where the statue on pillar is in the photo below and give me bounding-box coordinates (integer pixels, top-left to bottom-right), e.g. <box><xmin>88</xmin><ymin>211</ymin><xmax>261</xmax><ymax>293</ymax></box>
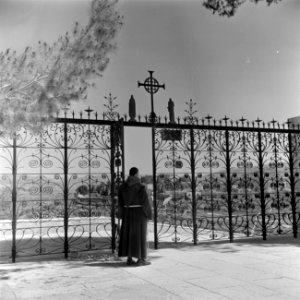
<box><xmin>168</xmin><ymin>98</ymin><xmax>175</xmax><ymax>124</ymax></box>
<box><xmin>129</xmin><ymin>95</ymin><xmax>136</xmax><ymax>122</ymax></box>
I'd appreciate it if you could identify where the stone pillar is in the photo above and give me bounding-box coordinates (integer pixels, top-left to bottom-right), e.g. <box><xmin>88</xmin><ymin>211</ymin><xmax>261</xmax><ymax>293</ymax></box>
<box><xmin>168</xmin><ymin>98</ymin><xmax>175</xmax><ymax>124</ymax></box>
<box><xmin>129</xmin><ymin>95</ymin><xmax>136</xmax><ymax>122</ymax></box>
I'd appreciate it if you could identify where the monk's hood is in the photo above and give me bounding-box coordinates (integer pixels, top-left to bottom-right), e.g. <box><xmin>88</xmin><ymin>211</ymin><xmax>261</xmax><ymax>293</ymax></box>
<box><xmin>125</xmin><ymin>176</ymin><xmax>140</xmax><ymax>186</ymax></box>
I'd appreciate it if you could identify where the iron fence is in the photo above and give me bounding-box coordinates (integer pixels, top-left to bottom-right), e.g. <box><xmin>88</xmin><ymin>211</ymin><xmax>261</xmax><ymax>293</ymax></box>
<box><xmin>0</xmin><ymin>112</ymin><xmax>300</xmax><ymax>262</ymax></box>
<box><xmin>152</xmin><ymin>123</ymin><xmax>300</xmax><ymax>245</ymax></box>
<box><xmin>0</xmin><ymin>117</ymin><xmax>123</xmax><ymax>262</ymax></box>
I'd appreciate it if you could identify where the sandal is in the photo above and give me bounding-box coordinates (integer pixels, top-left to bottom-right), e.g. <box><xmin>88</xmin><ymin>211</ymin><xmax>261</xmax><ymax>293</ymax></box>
<box><xmin>135</xmin><ymin>259</ymin><xmax>151</xmax><ymax>266</ymax></box>
<box><xmin>126</xmin><ymin>258</ymin><xmax>135</xmax><ymax>266</ymax></box>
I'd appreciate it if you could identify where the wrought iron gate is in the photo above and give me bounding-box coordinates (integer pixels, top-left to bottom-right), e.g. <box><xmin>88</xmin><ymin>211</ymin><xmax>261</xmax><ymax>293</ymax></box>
<box><xmin>0</xmin><ymin>116</ymin><xmax>124</xmax><ymax>262</ymax></box>
<box><xmin>152</xmin><ymin>122</ymin><xmax>300</xmax><ymax>246</ymax></box>
<box><xmin>1</xmin><ymin>112</ymin><xmax>300</xmax><ymax>262</ymax></box>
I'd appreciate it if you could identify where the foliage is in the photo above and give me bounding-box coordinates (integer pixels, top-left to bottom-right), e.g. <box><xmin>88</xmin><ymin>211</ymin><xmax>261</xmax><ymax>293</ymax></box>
<box><xmin>203</xmin><ymin>0</ymin><xmax>282</xmax><ymax>17</ymax></box>
<box><xmin>0</xmin><ymin>0</ymin><xmax>122</xmax><ymax>133</ymax></box>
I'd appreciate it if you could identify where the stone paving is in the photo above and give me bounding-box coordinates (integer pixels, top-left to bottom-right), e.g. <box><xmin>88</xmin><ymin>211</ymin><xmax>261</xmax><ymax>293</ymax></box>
<box><xmin>1</xmin><ymin>236</ymin><xmax>300</xmax><ymax>300</ymax></box>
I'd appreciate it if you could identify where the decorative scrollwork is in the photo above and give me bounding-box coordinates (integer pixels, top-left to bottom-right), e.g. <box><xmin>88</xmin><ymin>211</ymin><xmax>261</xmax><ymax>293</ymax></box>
<box><xmin>42</xmin><ymin>186</ymin><xmax>53</xmax><ymax>194</ymax></box>
<box><xmin>29</xmin><ymin>159</ymin><xmax>39</xmax><ymax>168</ymax></box>
<box><xmin>91</xmin><ymin>160</ymin><xmax>101</xmax><ymax>168</ymax></box>
<box><xmin>78</xmin><ymin>160</ymin><xmax>88</xmax><ymax>168</ymax></box>
<box><xmin>1</xmin><ymin>112</ymin><xmax>300</xmax><ymax>262</ymax></box>
<box><xmin>42</xmin><ymin>159</ymin><xmax>53</xmax><ymax>168</ymax></box>
<box><xmin>29</xmin><ymin>186</ymin><xmax>40</xmax><ymax>195</ymax></box>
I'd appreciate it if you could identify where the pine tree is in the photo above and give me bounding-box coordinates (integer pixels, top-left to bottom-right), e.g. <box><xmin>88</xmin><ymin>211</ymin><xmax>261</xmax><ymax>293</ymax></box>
<box><xmin>203</xmin><ymin>0</ymin><xmax>281</xmax><ymax>17</ymax></box>
<box><xmin>0</xmin><ymin>0</ymin><xmax>122</xmax><ymax>133</ymax></box>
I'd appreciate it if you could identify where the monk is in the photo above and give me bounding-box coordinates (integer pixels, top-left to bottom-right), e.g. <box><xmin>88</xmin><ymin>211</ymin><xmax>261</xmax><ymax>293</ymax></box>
<box><xmin>118</xmin><ymin>167</ymin><xmax>152</xmax><ymax>266</ymax></box>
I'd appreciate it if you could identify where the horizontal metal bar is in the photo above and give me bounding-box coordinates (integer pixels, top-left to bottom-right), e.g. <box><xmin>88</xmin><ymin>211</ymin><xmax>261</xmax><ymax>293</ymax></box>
<box><xmin>55</xmin><ymin>118</ymin><xmax>300</xmax><ymax>134</ymax></box>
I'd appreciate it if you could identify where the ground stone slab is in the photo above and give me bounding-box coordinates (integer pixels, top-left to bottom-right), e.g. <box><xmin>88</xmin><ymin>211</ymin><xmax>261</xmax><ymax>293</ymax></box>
<box><xmin>1</xmin><ymin>236</ymin><xmax>300</xmax><ymax>300</ymax></box>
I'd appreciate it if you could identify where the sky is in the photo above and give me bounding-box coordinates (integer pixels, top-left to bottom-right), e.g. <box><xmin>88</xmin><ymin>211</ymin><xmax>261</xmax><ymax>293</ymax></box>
<box><xmin>1</xmin><ymin>0</ymin><xmax>300</xmax><ymax>174</ymax></box>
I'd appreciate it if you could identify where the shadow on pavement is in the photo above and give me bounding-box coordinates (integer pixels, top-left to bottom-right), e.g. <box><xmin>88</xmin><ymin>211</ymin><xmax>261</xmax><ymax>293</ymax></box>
<box><xmin>84</xmin><ymin>261</ymin><xmax>127</xmax><ymax>268</ymax></box>
<box><xmin>82</xmin><ymin>254</ymin><xmax>162</xmax><ymax>268</ymax></box>
<box><xmin>0</xmin><ymin>264</ymin><xmax>47</xmax><ymax>280</ymax></box>
<box><xmin>149</xmin><ymin>235</ymin><xmax>300</xmax><ymax>252</ymax></box>
<box><xmin>1</xmin><ymin>236</ymin><xmax>298</xmax><ymax>266</ymax></box>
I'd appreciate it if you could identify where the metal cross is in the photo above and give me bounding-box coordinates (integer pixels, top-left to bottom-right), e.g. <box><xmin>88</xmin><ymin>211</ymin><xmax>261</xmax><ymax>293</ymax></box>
<box><xmin>85</xmin><ymin>106</ymin><xmax>94</xmax><ymax>119</ymax></box>
<box><xmin>138</xmin><ymin>71</ymin><xmax>165</xmax><ymax>123</ymax></box>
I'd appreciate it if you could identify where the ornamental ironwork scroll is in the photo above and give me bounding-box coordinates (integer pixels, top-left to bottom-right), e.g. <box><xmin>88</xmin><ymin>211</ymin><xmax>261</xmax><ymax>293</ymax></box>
<box><xmin>152</xmin><ymin>123</ymin><xmax>300</xmax><ymax>246</ymax></box>
<box><xmin>154</xmin><ymin>128</ymin><xmax>195</xmax><ymax>244</ymax></box>
<box><xmin>0</xmin><ymin>120</ymin><xmax>116</xmax><ymax>262</ymax></box>
<box><xmin>1</xmin><ymin>109</ymin><xmax>300</xmax><ymax>262</ymax></box>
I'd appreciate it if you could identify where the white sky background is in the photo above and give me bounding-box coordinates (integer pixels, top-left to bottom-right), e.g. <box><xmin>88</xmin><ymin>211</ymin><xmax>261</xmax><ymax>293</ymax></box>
<box><xmin>1</xmin><ymin>0</ymin><xmax>300</xmax><ymax>174</ymax></box>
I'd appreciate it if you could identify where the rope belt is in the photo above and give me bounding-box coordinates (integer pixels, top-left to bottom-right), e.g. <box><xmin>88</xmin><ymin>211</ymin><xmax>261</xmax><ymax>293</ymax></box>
<box><xmin>123</xmin><ymin>205</ymin><xmax>142</xmax><ymax>208</ymax></box>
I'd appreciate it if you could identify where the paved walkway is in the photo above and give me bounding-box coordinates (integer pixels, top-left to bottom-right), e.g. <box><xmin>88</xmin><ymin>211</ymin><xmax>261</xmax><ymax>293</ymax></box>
<box><xmin>1</xmin><ymin>236</ymin><xmax>300</xmax><ymax>300</ymax></box>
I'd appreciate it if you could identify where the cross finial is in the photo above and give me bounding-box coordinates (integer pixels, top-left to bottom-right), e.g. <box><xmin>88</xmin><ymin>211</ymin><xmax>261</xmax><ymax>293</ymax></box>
<box><xmin>270</xmin><ymin>119</ymin><xmax>277</xmax><ymax>128</ymax></box>
<box><xmin>239</xmin><ymin>116</ymin><xmax>246</xmax><ymax>123</ymax></box>
<box><xmin>138</xmin><ymin>71</ymin><xmax>165</xmax><ymax>123</ymax></box>
<box><xmin>85</xmin><ymin>106</ymin><xmax>93</xmax><ymax>119</ymax></box>
<box><xmin>223</xmin><ymin>115</ymin><xmax>230</xmax><ymax>125</ymax></box>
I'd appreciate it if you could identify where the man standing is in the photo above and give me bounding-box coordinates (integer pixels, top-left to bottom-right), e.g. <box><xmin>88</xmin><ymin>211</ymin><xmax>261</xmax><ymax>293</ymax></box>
<box><xmin>118</xmin><ymin>167</ymin><xmax>152</xmax><ymax>266</ymax></box>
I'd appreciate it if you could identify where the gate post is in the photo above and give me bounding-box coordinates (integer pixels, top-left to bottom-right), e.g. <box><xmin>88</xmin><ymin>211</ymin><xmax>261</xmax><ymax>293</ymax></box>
<box><xmin>111</xmin><ymin>119</ymin><xmax>124</xmax><ymax>253</ymax></box>
<box><xmin>258</xmin><ymin>132</ymin><xmax>267</xmax><ymax>240</ymax></box>
<box><xmin>63</xmin><ymin>121</ymin><xmax>69</xmax><ymax>258</ymax></box>
<box><xmin>12</xmin><ymin>133</ymin><xmax>17</xmax><ymax>263</ymax></box>
<box><xmin>110</xmin><ymin>123</ymin><xmax>116</xmax><ymax>252</ymax></box>
<box><xmin>288</xmin><ymin>132</ymin><xmax>297</xmax><ymax>238</ymax></box>
<box><xmin>190</xmin><ymin>128</ymin><xmax>197</xmax><ymax>245</ymax></box>
<box><xmin>225</xmin><ymin>130</ymin><xmax>233</xmax><ymax>242</ymax></box>
<box><xmin>152</xmin><ymin>125</ymin><xmax>158</xmax><ymax>249</ymax></box>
